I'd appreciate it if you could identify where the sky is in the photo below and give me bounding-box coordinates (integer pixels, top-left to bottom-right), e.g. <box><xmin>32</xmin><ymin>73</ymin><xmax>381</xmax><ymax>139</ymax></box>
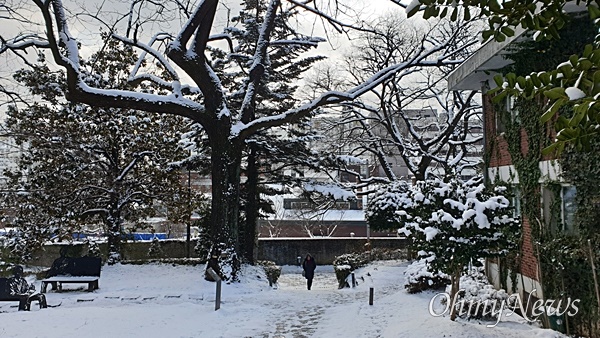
<box><xmin>0</xmin><ymin>260</ymin><xmax>565</xmax><ymax>338</ymax></box>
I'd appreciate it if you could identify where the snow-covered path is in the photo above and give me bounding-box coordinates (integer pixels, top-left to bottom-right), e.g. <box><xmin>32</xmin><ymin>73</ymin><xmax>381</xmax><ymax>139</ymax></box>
<box><xmin>0</xmin><ymin>262</ymin><xmax>564</xmax><ymax>338</ymax></box>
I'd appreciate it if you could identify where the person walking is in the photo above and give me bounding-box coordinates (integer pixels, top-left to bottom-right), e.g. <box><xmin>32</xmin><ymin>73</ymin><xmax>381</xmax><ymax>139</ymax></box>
<box><xmin>302</xmin><ymin>254</ymin><xmax>317</xmax><ymax>290</ymax></box>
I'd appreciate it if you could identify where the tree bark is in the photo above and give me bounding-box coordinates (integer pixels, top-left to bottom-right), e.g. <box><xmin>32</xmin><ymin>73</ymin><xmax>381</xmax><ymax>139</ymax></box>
<box><xmin>205</xmin><ymin>128</ymin><xmax>243</xmax><ymax>281</ymax></box>
<box><xmin>449</xmin><ymin>267</ymin><xmax>461</xmax><ymax>321</ymax></box>
<box><xmin>106</xmin><ymin>208</ymin><xmax>122</xmax><ymax>265</ymax></box>
<box><xmin>242</xmin><ymin>144</ymin><xmax>259</xmax><ymax>264</ymax></box>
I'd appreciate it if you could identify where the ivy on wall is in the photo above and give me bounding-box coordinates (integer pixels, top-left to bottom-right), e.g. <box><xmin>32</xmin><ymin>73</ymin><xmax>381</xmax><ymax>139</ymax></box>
<box><xmin>486</xmin><ymin>16</ymin><xmax>600</xmax><ymax>335</ymax></box>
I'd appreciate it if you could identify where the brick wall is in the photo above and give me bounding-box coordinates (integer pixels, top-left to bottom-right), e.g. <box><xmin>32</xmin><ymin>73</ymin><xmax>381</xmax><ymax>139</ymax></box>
<box><xmin>520</xmin><ymin>217</ymin><xmax>539</xmax><ymax>280</ymax></box>
<box><xmin>483</xmin><ymin>93</ymin><xmax>539</xmax><ymax>282</ymax></box>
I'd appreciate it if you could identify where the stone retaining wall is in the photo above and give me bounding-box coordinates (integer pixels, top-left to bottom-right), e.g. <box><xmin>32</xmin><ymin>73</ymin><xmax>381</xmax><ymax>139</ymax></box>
<box><xmin>27</xmin><ymin>237</ymin><xmax>407</xmax><ymax>267</ymax></box>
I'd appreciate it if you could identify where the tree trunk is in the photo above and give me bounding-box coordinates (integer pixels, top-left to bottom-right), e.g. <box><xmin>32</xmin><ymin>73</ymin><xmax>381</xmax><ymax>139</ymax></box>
<box><xmin>242</xmin><ymin>144</ymin><xmax>259</xmax><ymax>264</ymax></box>
<box><xmin>449</xmin><ymin>267</ymin><xmax>461</xmax><ymax>321</ymax></box>
<box><xmin>106</xmin><ymin>209</ymin><xmax>122</xmax><ymax>265</ymax></box>
<box><xmin>206</xmin><ymin>132</ymin><xmax>243</xmax><ymax>281</ymax></box>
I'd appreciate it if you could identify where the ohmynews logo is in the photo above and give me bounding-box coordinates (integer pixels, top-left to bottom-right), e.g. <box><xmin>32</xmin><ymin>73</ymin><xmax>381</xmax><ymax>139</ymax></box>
<box><xmin>428</xmin><ymin>289</ymin><xmax>580</xmax><ymax>328</ymax></box>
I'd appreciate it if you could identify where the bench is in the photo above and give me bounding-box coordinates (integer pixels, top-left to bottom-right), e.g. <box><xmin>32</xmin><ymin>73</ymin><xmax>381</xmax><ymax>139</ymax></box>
<box><xmin>41</xmin><ymin>257</ymin><xmax>102</xmax><ymax>293</ymax></box>
<box><xmin>0</xmin><ymin>278</ymin><xmax>29</xmax><ymax>310</ymax></box>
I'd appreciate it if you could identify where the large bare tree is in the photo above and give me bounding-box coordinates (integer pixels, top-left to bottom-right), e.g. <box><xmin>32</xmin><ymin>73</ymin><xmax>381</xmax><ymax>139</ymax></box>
<box><xmin>310</xmin><ymin>14</ymin><xmax>482</xmax><ymax>185</ymax></box>
<box><xmin>1</xmin><ymin>0</ymin><xmax>477</xmax><ymax>280</ymax></box>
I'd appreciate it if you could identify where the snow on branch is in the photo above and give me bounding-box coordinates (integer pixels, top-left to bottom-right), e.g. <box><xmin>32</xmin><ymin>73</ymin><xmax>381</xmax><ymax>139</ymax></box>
<box><xmin>240</xmin><ymin>0</ymin><xmax>280</xmax><ymax>121</ymax></box>
<box><xmin>115</xmin><ymin>32</ymin><xmax>179</xmax><ymax>83</ymax></box>
<box><xmin>303</xmin><ymin>181</ymin><xmax>355</xmax><ymax>201</ymax></box>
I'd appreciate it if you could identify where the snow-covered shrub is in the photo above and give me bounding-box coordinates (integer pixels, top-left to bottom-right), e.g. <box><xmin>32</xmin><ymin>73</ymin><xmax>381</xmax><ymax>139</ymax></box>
<box><xmin>369</xmin><ymin>248</ymin><xmax>407</xmax><ymax>261</ymax></box>
<box><xmin>366</xmin><ymin>180</ymin><xmax>410</xmax><ymax>231</ymax></box>
<box><xmin>370</xmin><ymin>175</ymin><xmax>519</xmax><ymax>319</ymax></box>
<box><xmin>257</xmin><ymin>260</ymin><xmax>281</xmax><ymax>287</ymax></box>
<box><xmin>147</xmin><ymin>237</ymin><xmax>164</xmax><ymax>258</ymax></box>
<box><xmin>333</xmin><ymin>253</ymin><xmax>370</xmax><ymax>288</ymax></box>
<box><xmin>86</xmin><ymin>240</ymin><xmax>102</xmax><ymax>258</ymax></box>
<box><xmin>193</xmin><ymin>223</ymin><xmax>211</xmax><ymax>261</ymax></box>
<box><xmin>398</xmin><ymin>176</ymin><xmax>520</xmax><ymax>275</ymax></box>
<box><xmin>404</xmin><ymin>258</ymin><xmax>450</xmax><ymax>293</ymax></box>
<box><xmin>445</xmin><ymin>268</ymin><xmax>509</xmax><ymax>320</ymax></box>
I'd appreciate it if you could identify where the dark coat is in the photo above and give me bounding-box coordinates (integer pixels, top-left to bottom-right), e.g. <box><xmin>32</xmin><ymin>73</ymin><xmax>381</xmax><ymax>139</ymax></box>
<box><xmin>302</xmin><ymin>256</ymin><xmax>317</xmax><ymax>280</ymax></box>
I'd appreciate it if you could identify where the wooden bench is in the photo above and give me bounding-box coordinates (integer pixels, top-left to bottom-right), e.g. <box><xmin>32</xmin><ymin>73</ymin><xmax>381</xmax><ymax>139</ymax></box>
<box><xmin>0</xmin><ymin>278</ymin><xmax>29</xmax><ymax>310</ymax></box>
<box><xmin>41</xmin><ymin>257</ymin><xmax>102</xmax><ymax>293</ymax></box>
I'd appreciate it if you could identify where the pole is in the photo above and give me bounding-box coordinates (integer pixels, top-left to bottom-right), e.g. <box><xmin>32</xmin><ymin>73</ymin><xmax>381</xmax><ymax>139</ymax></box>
<box><xmin>186</xmin><ymin>167</ymin><xmax>191</xmax><ymax>258</ymax></box>
<box><xmin>207</xmin><ymin>268</ymin><xmax>222</xmax><ymax>311</ymax></box>
<box><xmin>369</xmin><ymin>287</ymin><xmax>374</xmax><ymax>305</ymax></box>
<box><xmin>215</xmin><ymin>279</ymin><xmax>222</xmax><ymax>311</ymax></box>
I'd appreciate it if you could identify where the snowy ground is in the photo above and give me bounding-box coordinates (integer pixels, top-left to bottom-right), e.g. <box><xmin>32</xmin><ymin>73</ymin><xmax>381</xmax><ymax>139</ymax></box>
<box><xmin>0</xmin><ymin>261</ymin><xmax>564</xmax><ymax>338</ymax></box>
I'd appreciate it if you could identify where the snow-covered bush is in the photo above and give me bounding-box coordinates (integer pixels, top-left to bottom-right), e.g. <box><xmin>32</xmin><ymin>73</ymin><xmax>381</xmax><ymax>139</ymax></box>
<box><xmin>398</xmin><ymin>176</ymin><xmax>520</xmax><ymax>275</ymax></box>
<box><xmin>86</xmin><ymin>240</ymin><xmax>102</xmax><ymax>258</ymax></box>
<box><xmin>369</xmin><ymin>175</ymin><xmax>520</xmax><ymax>320</ymax></box>
<box><xmin>444</xmin><ymin>268</ymin><xmax>509</xmax><ymax>320</ymax></box>
<box><xmin>333</xmin><ymin>253</ymin><xmax>370</xmax><ymax>288</ymax></box>
<box><xmin>366</xmin><ymin>180</ymin><xmax>410</xmax><ymax>231</ymax></box>
<box><xmin>147</xmin><ymin>238</ymin><xmax>164</xmax><ymax>258</ymax></box>
<box><xmin>257</xmin><ymin>260</ymin><xmax>282</xmax><ymax>287</ymax></box>
<box><xmin>404</xmin><ymin>258</ymin><xmax>450</xmax><ymax>293</ymax></box>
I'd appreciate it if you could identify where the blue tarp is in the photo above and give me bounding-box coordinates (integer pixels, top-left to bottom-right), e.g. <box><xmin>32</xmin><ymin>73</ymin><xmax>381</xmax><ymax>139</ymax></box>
<box><xmin>130</xmin><ymin>233</ymin><xmax>168</xmax><ymax>241</ymax></box>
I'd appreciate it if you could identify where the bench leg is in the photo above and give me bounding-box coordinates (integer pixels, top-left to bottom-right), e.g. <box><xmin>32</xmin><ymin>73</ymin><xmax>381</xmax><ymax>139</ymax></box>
<box><xmin>41</xmin><ymin>282</ymin><xmax>48</xmax><ymax>293</ymax></box>
<box><xmin>50</xmin><ymin>281</ymin><xmax>58</xmax><ymax>291</ymax></box>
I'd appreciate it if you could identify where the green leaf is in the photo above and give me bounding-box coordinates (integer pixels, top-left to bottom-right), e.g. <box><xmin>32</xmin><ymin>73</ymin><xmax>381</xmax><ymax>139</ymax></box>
<box><xmin>579</xmin><ymin>59</ymin><xmax>592</xmax><ymax>71</ymax></box>
<box><xmin>583</xmin><ymin>44</ymin><xmax>593</xmax><ymax>58</ymax></box>
<box><xmin>516</xmin><ymin>76</ymin><xmax>526</xmax><ymax>89</ymax></box>
<box><xmin>492</xmin><ymin>90</ymin><xmax>508</xmax><ymax>103</ymax></box>
<box><xmin>541</xmin><ymin>98</ymin><xmax>566</xmax><ymax>123</ymax></box>
<box><xmin>440</xmin><ymin>7</ymin><xmax>448</xmax><ymax>18</ymax></box>
<box><xmin>450</xmin><ymin>7</ymin><xmax>458</xmax><ymax>21</ymax></box>
<box><xmin>569</xmin><ymin>54</ymin><xmax>579</xmax><ymax>67</ymax></box>
<box><xmin>543</xmin><ymin>87</ymin><xmax>566</xmax><ymax>100</ymax></box>
<box><xmin>482</xmin><ymin>30</ymin><xmax>494</xmax><ymax>41</ymax></box>
<box><xmin>541</xmin><ymin>142</ymin><xmax>561</xmax><ymax>156</ymax></box>
<box><xmin>569</xmin><ymin>106</ymin><xmax>588</xmax><ymax>127</ymax></box>
<box><xmin>530</xmin><ymin>74</ymin><xmax>542</xmax><ymax>88</ymax></box>
<box><xmin>500</xmin><ymin>26</ymin><xmax>515</xmax><ymax>37</ymax></box>
<box><xmin>588</xmin><ymin>4</ymin><xmax>600</xmax><ymax>20</ymax></box>
<box><xmin>493</xmin><ymin>74</ymin><xmax>504</xmax><ymax>88</ymax></box>
<box><xmin>539</xmin><ymin>72</ymin><xmax>552</xmax><ymax>85</ymax></box>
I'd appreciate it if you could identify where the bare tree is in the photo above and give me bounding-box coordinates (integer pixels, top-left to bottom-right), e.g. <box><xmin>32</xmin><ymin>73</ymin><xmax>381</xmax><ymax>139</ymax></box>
<box><xmin>0</xmin><ymin>0</ymin><xmax>477</xmax><ymax>280</ymax></box>
<box><xmin>328</xmin><ymin>13</ymin><xmax>483</xmax><ymax>183</ymax></box>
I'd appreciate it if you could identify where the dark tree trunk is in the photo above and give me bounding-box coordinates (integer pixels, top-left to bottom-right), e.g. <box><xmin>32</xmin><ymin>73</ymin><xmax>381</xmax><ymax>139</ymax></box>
<box><xmin>205</xmin><ymin>129</ymin><xmax>243</xmax><ymax>281</ymax></box>
<box><xmin>449</xmin><ymin>267</ymin><xmax>461</xmax><ymax>321</ymax></box>
<box><xmin>106</xmin><ymin>208</ymin><xmax>122</xmax><ymax>265</ymax></box>
<box><xmin>242</xmin><ymin>144</ymin><xmax>259</xmax><ymax>264</ymax></box>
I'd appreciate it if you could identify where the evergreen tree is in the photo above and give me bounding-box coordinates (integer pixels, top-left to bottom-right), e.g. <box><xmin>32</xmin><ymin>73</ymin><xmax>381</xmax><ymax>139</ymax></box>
<box><xmin>200</xmin><ymin>0</ymin><xmax>326</xmax><ymax>264</ymax></box>
<box><xmin>369</xmin><ymin>175</ymin><xmax>520</xmax><ymax>320</ymax></box>
<box><xmin>3</xmin><ymin>40</ymin><xmax>190</xmax><ymax>264</ymax></box>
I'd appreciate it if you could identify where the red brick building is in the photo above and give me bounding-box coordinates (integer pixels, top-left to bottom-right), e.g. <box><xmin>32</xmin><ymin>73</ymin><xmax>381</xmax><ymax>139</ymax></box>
<box><xmin>447</xmin><ymin>27</ymin><xmax>574</xmax><ymax>303</ymax></box>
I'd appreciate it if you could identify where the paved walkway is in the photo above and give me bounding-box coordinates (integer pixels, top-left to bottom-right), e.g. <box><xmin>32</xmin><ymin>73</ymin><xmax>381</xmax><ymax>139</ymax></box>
<box><xmin>259</xmin><ymin>265</ymin><xmax>405</xmax><ymax>338</ymax></box>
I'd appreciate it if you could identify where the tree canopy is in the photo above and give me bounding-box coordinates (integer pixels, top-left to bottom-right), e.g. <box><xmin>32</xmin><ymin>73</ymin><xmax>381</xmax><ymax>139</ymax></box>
<box><xmin>405</xmin><ymin>0</ymin><xmax>600</xmax><ymax>153</ymax></box>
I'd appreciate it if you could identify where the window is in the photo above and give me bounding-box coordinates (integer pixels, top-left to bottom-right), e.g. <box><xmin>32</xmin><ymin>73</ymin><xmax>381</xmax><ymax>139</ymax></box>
<box><xmin>561</xmin><ymin>186</ymin><xmax>577</xmax><ymax>233</ymax></box>
<box><xmin>496</xmin><ymin>95</ymin><xmax>519</xmax><ymax>134</ymax></box>
<box><xmin>542</xmin><ymin>184</ymin><xmax>577</xmax><ymax>234</ymax></box>
<box><xmin>511</xmin><ymin>186</ymin><xmax>521</xmax><ymax>218</ymax></box>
